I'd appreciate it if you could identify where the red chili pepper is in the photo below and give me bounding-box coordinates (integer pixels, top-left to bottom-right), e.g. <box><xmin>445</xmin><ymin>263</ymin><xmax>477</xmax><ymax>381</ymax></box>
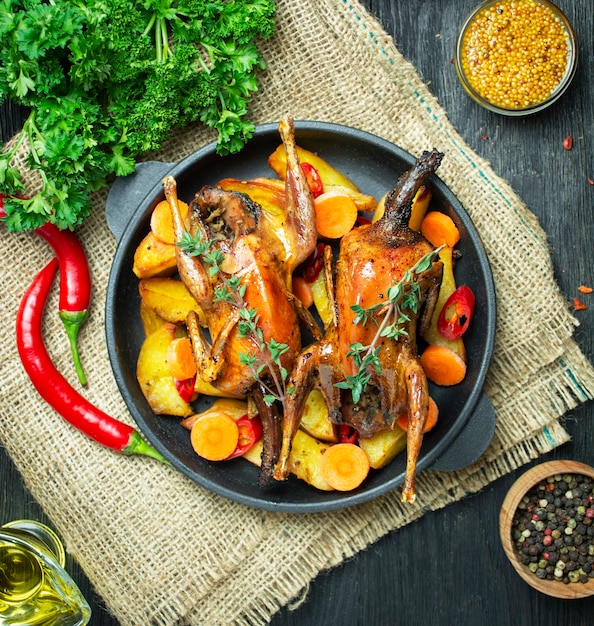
<box><xmin>337</xmin><ymin>424</ymin><xmax>358</xmax><ymax>444</ymax></box>
<box><xmin>175</xmin><ymin>376</ymin><xmax>196</xmax><ymax>403</ymax></box>
<box><xmin>302</xmin><ymin>242</ymin><xmax>325</xmax><ymax>283</ymax></box>
<box><xmin>301</xmin><ymin>162</ymin><xmax>324</xmax><ymax>198</ymax></box>
<box><xmin>16</xmin><ymin>258</ymin><xmax>167</xmax><ymax>461</ymax></box>
<box><xmin>226</xmin><ymin>415</ymin><xmax>263</xmax><ymax>459</ymax></box>
<box><xmin>1</xmin><ymin>194</ymin><xmax>91</xmax><ymax>385</ymax></box>
<box><xmin>437</xmin><ymin>285</ymin><xmax>475</xmax><ymax>340</ymax></box>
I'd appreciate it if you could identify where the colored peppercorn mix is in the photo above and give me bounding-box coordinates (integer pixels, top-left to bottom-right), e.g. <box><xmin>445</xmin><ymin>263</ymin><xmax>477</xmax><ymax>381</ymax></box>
<box><xmin>512</xmin><ymin>473</ymin><xmax>594</xmax><ymax>584</ymax></box>
<box><xmin>458</xmin><ymin>0</ymin><xmax>572</xmax><ymax>110</ymax></box>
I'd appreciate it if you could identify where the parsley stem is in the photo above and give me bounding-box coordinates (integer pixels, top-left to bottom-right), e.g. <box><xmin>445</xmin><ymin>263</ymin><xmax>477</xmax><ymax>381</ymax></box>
<box><xmin>141</xmin><ymin>14</ymin><xmax>156</xmax><ymax>39</ymax></box>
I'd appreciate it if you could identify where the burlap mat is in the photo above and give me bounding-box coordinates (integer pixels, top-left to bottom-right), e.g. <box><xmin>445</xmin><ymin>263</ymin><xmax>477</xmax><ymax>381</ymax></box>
<box><xmin>2</xmin><ymin>1</ymin><xmax>594</xmax><ymax>624</ymax></box>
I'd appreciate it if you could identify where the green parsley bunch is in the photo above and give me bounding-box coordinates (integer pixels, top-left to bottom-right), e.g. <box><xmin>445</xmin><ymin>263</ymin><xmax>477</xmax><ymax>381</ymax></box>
<box><xmin>0</xmin><ymin>0</ymin><xmax>276</xmax><ymax>231</ymax></box>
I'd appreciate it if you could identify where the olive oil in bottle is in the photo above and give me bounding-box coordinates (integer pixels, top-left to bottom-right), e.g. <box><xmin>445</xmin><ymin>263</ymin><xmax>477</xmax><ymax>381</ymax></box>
<box><xmin>0</xmin><ymin>521</ymin><xmax>91</xmax><ymax>626</ymax></box>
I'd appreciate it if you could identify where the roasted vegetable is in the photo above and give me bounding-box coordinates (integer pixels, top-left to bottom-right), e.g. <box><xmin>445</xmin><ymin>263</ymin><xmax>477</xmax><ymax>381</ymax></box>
<box><xmin>136</xmin><ymin>323</ymin><xmax>193</xmax><ymax>417</ymax></box>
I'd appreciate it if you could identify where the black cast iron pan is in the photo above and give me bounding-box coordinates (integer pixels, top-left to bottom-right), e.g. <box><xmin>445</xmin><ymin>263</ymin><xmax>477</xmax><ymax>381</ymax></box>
<box><xmin>105</xmin><ymin>121</ymin><xmax>497</xmax><ymax>512</ymax></box>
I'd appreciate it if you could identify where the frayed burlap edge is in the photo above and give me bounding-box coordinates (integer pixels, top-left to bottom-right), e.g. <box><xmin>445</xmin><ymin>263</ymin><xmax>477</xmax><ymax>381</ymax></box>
<box><xmin>2</xmin><ymin>1</ymin><xmax>594</xmax><ymax>625</ymax></box>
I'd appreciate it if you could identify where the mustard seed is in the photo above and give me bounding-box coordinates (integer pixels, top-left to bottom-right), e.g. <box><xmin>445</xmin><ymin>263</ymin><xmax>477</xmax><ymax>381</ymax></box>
<box><xmin>459</xmin><ymin>0</ymin><xmax>571</xmax><ymax>109</ymax></box>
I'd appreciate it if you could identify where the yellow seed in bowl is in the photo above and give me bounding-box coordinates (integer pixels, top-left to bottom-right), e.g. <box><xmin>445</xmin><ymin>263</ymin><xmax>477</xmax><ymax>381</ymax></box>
<box><xmin>459</xmin><ymin>0</ymin><xmax>570</xmax><ymax>110</ymax></box>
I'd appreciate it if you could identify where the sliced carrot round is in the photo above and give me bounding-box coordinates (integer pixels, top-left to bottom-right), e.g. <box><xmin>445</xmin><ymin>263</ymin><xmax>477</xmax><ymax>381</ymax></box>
<box><xmin>190</xmin><ymin>413</ymin><xmax>239</xmax><ymax>461</ymax></box>
<box><xmin>314</xmin><ymin>191</ymin><xmax>358</xmax><ymax>239</ymax></box>
<box><xmin>320</xmin><ymin>443</ymin><xmax>370</xmax><ymax>491</ymax></box>
<box><xmin>420</xmin><ymin>345</ymin><xmax>467</xmax><ymax>386</ymax></box>
<box><xmin>420</xmin><ymin>211</ymin><xmax>460</xmax><ymax>248</ymax></box>
<box><xmin>166</xmin><ymin>337</ymin><xmax>197</xmax><ymax>380</ymax></box>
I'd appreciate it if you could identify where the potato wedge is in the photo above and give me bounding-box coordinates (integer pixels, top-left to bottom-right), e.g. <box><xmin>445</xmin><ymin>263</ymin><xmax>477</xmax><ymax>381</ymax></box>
<box><xmin>408</xmin><ymin>186</ymin><xmax>433</xmax><ymax>231</ymax></box>
<box><xmin>324</xmin><ymin>185</ymin><xmax>377</xmax><ymax>213</ymax></box>
<box><xmin>300</xmin><ymin>390</ymin><xmax>338</xmax><ymax>442</ymax></box>
<box><xmin>218</xmin><ymin>177</ymin><xmax>288</xmax><ymax>257</ymax></box>
<box><xmin>422</xmin><ymin>246</ymin><xmax>466</xmax><ymax>361</ymax></box>
<box><xmin>133</xmin><ymin>231</ymin><xmax>177</xmax><ymax>278</ymax></box>
<box><xmin>284</xmin><ymin>430</ymin><xmax>335</xmax><ymax>491</ymax></box>
<box><xmin>372</xmin><ymin>185</ymin><xmax>431</xmax><ymax>226</ymax></box>
<box><xmin>359</xmin><ymin>427</ymin><xmax>407</xmax><ymax>469</ymax></box>
<box><xmin>150</xmin><ymin>199</ymin><xmax>189</xmax><ymax>244</ymax></box>
<box><xmin>268</xmin><ymin>144</ymin><xmax>360</xmax><ymax>191</ymax></box>
<box><xmin>310</xmin><ymin>271</ymin><xmax>333</xmax><ymax>328</ymax></box>
<box><xmin>218</xmin><ymin>177</ymin><xmax>285</xmax><ymax>213</ymax></box>
<box><xmin>242</xmin><ymin>438</ymin><xmax>264</xmax><ymax>466</ymax></box>
<box><xmin>139</xmin><ymin>300</ymin><xmax>167</xmax><ymax>337</ymax></box>
<box><xmin>136</xmin><ymin>323</ymin><xmax>193</xmax><ymax>416</ymax></box>
<box><xmin>139</xmin><ymin>277</ymin><xmax>206</xmax><ymax>326</ymax></box>
<box><xmin>180</xmin><ymin>398</ymin><xmax>250</xmax><ymax>430</ymax></box>
<box><xmin>242</xmin><ymin>430</ymin><xmax>334</xmax><ymax>491</ymax></box>
<box><xmin>194</xmin><ymin>378</ymin><xmax>244</xmax><ymax>399</ymax></box>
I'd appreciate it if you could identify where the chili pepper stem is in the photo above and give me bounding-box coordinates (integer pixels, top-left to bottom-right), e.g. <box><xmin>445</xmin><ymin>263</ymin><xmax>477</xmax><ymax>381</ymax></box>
<box><xmin>59</xmin><ymin>310</ymin><xmax>88</xmax><ymax>386</ymax></box>
<box><xmin>123</xmin><ymin>430</ymin><xmax>170</xmax><ymax>464</ymax></box>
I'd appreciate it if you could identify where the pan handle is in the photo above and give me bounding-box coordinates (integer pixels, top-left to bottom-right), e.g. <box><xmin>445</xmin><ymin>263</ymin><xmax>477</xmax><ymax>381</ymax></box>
<box><xmin>429</xmin><ymin>392</ymin><xmax>496</xmax><ymax>472</ymax></box>
<box><xmin>105</xmin><ymin>161</ymin><xmax>174</xmax><ymax>242</ymax></box>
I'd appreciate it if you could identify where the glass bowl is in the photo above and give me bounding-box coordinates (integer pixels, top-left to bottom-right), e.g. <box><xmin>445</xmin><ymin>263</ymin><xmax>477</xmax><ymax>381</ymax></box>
<box><xmin>455</xmin><ymin>0</ymin><xmax>577</xmax><ymax>116</ymax></box>
<box><xmin>499</xmin><ymin>460</ymin><xmax>594</xmax><ymax>598</ymax></box>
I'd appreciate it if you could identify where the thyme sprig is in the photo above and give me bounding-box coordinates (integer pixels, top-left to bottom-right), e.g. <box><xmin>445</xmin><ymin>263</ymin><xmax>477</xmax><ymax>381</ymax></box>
<box><xmin>178</xmin><ymin>231</ymin><xmax>292</xmax><ymax>406</ymax></box>
<box><xmin>335</xmin><ymin>247</ymin><xmax>442</xmax><ymax>403</ymax></box>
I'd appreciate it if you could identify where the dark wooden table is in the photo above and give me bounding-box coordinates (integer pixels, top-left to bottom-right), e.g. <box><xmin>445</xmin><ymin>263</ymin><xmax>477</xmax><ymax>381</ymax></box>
<box><xmin>2</xmin><ymin>1</ymin><xmax>593</xmax><ymax>624</ymax></box>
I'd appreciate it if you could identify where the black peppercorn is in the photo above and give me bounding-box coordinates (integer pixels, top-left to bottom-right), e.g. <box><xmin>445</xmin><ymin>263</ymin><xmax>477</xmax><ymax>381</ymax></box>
<box><xmin>511</xmin><ymin>472</ymin><xmax>594</xmax><ymax>585</ymax></box>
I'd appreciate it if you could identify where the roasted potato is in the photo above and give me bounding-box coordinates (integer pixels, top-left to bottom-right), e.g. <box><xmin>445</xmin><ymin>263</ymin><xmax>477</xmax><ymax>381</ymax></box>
<box><xmin>139</xmin><ymin>300</ymin><xmax>166</xmax><ymax>337</ymax></box>
<box><xmin>139</xmin><ymin>277</ymin><xmax>206</xmax><ymax>326</ymax></box>
<box><xmin>133</xmin><ymin>231</ymin><xmax>177</xmax><ymax>278</ymax></box>
<box><xmin>323</xmin><ymin>185</ymin><xmax>377</xmax><ymax>213</ymax></box>
<box><xmin>359</xmin><ymin>427</ymin><xmax>407</xmax><ymax>469</ymax></box>
<box><xmin>180</xmin><ymin>398</ymin><xmax>250</xmax><ymax>430</ymax></box>
<box><xmin>300</xmin><ymin>390</ymin><xmax>338</xmax><ymax>442</ymax></box>
<box><xmin>372</xmin><ymin>185</ymin><xmax>431</xmax><ymax>225</ymax></box>
<box><xmin>268</xmin><ymin>144</ymin><xmax>360</xmax><ymax>191</ymax></box>
<box><xmin>422</xmin><ymin>246</ymin><xmax>466</xmax><ymax>361</ymax></box>
<box><xmin>136</xmin><ymin>323</ymin><xmax>193</xmax><ymax>417</ymax></box>
<box><xmin>243</xmin><ymin>429</ymin><xmax>334</xmax><ymax>491</ymax></box>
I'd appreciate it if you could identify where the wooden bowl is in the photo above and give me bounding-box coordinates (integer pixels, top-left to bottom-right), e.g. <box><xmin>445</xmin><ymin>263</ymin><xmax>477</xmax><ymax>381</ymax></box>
<box><xmin>500</xmin><ymin>460</ymin><xmax>594</xmax><ymax>599</ymax></box>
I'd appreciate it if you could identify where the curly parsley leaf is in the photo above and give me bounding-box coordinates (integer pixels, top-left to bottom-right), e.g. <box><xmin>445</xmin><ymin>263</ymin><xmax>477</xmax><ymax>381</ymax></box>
<box><xmin>0</xmin><ymin>0</ymin><xmax>276</xmax><ymax>231</ymax></box>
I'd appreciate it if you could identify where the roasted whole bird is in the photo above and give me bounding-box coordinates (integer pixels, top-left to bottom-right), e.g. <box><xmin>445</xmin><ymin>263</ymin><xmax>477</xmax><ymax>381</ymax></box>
<box><xmin>163</xmin><ymin>117</ymin><xmax>320</xmax><ymax>480</ymax></box>
<box><xmin>274</xmin><ymin>149</ymin><xmax>445</xmax><ymax>502</ymax></box>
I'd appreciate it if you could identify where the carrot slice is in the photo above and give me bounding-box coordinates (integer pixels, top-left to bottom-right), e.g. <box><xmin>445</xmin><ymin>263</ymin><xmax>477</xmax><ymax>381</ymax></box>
<box><xmin>314</xmin><ymin>191</ymin><xmax>358</xmax><ymax>239</ymax></box>
<box><xmin>150</xmin><ymin>199</ymin><xmax>189</xmax><ymax>244</ymax></box>
<box><xmin>190</xmin><ymin>413</ymin><xmax>239</xmax><ymax>461</ymax></box>
<box><xmin>166</xmin><ymin>337</ymin><xmax>197</xmax><ymax>380</ymax></box>
<box><xmin>420</xmin><ymin>345</ymin><xmax>467</xmax><ymax>386</ymax></box>
<box><xmin>320</xmin><ymin>443</ymin><xmax>370</xmax><ymax>491</ymax></box>
<box><xmin>292</xmin><ymin>276</ymin><xmax>314</xmax><ymax>308</ymax></box>
<box><xmin>420</xmin><ymin>211</ymin><xmax>460</xmax><ymax>248</ymax></box>
<box><xmin>396</xmin><ymin>397</ymin><xmax>439</xmax><ymax>433</ymax></box>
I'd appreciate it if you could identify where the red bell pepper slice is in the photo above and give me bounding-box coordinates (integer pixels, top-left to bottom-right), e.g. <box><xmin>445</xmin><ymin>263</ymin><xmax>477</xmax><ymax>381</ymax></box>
<box><xmin>301</xmin><ymin>162</ymin><xmax>324</xmax><ymax>198</ymax></box>
<box><xmin>175</xmin><ymin>376</ymin><xmax>196</xmax><ymax>403</ymax></box>
<box><xmin>337</xmin><ymin>424</ymin><xmax>358</xmax><ymax>444</ymax></box>
<box><xmin>302</xmin><ymin>242</ymin><xmax>326</xmax><ymax>283</ymax></box>
<box><xmin>437</xmin><ymin>285</ymin><xmax>475</xmax><ymax>340</ymax></box>
<box><xmin>227</xmin><ymin>415</ymin><xmax>263</xmax><ymax>459</ymax></box>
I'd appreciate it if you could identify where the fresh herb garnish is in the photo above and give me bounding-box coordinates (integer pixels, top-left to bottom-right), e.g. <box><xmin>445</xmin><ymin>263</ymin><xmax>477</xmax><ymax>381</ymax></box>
<box><xmin>0</xmin><ymin>0</ymin><xmax>276</xmax><ymax>232</ymax></box>
<box><xmin>335</xmin><ymin>248</ymin><xmax>441</xmax><ymax>402</ymax></box>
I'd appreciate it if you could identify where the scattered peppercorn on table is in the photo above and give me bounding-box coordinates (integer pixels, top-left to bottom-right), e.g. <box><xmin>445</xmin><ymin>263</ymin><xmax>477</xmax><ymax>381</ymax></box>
<box><xmin>1</xmin><ymin>1</ymin><xmax>594</xmax><ymax>625</ymax></box>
